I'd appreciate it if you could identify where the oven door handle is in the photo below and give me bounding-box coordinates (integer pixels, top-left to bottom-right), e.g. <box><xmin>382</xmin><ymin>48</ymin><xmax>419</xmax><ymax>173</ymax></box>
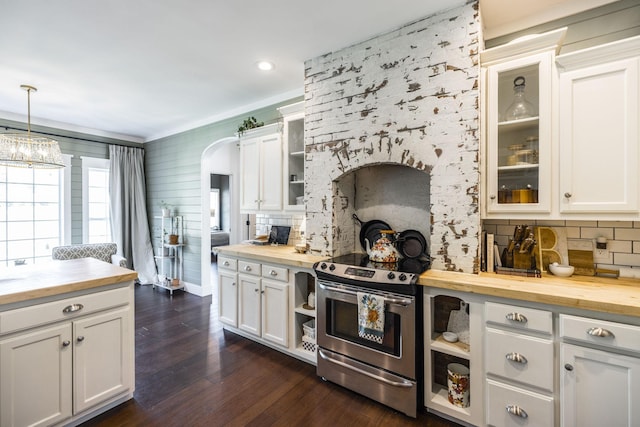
<box><xmin>318</xmin><ymin>349</ymin><xmax>414</xmax><ymax>388</ymax></box>
<box><xmin>318</xmin><ymin>283</ymin><xmax>412</xmax><ymax>306</ymax></box>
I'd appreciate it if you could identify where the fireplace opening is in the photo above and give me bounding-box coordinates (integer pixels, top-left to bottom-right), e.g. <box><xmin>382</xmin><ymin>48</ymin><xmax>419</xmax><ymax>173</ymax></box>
<box><xmin>332</xmin><ymin>164</ymin><xmax>431</xmax><ymax>256</ymax></box>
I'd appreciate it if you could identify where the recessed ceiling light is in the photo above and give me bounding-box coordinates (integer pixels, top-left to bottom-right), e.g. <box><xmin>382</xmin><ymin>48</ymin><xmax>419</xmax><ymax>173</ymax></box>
<box><xmin>257</xmin><ymin>61</ymin><xmax>275</xmax><ymax>71</ymax></box>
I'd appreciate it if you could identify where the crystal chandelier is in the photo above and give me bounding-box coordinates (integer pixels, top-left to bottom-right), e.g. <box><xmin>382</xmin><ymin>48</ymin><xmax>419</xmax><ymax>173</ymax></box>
<box><xmin>0</xmin><ymin>85</ymin><xmax>64</xmax><ymax>168</ymax></box>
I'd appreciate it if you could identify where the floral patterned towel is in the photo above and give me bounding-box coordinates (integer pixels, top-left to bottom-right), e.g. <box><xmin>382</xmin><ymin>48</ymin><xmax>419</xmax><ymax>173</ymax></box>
<box><xmin>357</xmin><ymin>292</ymin><xmax>385</xmax><ymax>344</ymax></box>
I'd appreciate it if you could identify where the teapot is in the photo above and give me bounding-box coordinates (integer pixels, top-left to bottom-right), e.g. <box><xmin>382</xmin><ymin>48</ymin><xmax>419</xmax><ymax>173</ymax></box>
<box><xmin>365</xmin><ymin>230</ymin><xmax>401</xmax><ymax>263</ymax></box>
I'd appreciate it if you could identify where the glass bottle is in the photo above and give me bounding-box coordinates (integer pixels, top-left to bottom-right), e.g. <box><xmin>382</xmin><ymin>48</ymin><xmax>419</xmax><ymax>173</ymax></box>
<box><xmin>504</xmin><ymin>76</ymin><xmax>536</xmax><ymax>121</ymax></box>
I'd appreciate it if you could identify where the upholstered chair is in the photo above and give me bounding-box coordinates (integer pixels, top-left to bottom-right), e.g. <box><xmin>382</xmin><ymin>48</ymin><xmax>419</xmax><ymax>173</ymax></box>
<box><xmin>51</xmin><ymin>243</ymin><xmax>127</xmax><ymax>268</ymax></box>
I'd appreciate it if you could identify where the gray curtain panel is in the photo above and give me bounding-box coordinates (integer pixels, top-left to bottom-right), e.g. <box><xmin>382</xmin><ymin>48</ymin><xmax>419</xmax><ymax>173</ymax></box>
<box><xmin>109</xmin><ymin>145</ymin><xmax>157</xmax><ymax>284</ymax></box>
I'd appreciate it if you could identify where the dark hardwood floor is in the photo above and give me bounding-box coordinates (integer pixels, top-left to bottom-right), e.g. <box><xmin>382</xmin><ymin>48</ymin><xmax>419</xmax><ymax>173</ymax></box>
<box><xmin>81</xmin><ymin>270</ymin><xmax>462</xmax><ymax>427</ymax></box>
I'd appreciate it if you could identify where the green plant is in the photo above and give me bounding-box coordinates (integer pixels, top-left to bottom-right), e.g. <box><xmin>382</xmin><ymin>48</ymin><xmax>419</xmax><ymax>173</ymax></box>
<box><xmin>237</xmin><ymin>116</ymin><xmax>264</xmax><ymax>135</ymax></box>
<box><xmin>159</xmin><ymin>200</ymin><xmax>171</xmax><ymax>209</ymax></box>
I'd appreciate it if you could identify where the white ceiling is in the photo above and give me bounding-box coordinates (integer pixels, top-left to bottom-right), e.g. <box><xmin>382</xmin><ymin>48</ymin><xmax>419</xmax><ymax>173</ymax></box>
<box><xmin>0</xmin><ymin>0</ymin><xmax>618</xmax><ymax>143</ymax></box>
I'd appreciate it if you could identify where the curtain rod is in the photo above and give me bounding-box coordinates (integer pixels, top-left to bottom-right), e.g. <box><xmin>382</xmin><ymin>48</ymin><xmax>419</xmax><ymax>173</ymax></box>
<box><xmin>1</xmin><ymin>125</ymin><xmax>143</xmax><ymax>148</ymax></box>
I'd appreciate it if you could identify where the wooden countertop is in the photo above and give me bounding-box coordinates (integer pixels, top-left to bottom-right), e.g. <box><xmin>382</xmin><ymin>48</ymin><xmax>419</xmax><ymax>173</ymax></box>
<box><xmin>214</xmin><ymin>244</ymin><xmax>329</xmax><ymax>269</ymax></box>
<box><xmin>0</xmin><ymin>258</ymin><xmax>138</xmax><ymax>306</ymax></box>
<box><xmin>419</xmin><ymin>270</ymin><xmax>640</xmax><ymax>318</ymax></box>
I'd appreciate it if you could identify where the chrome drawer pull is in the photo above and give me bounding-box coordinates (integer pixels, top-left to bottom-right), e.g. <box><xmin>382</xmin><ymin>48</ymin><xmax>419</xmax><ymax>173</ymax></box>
<box><xmin>269</xmin><ymin>270</ymin><xmax>278</xmax><ymax>276</ymax></box>
<box><xmin>505</xmin><ymin>312</ymin><xmax>527</xmax><ymax>323</ymax></box>
<box><xmin>62</xmin><ymin>304</ymin><xmax>84</xmax><ymax>313</ymax></box>
<box><xmin>587</xmin><ymin>327</ymin><xmax>614</xmax><ymax>338</ymax></box>
<box><xmin>506</xmin><ymin>405</ymin><xmax>528</xmax><ymax>419</ymax></box>
<box><xmin>223</xmin><ymin>261</ymin><xmax>230</xmax><ymax>267</ymax></box>
<box><xmin>505</xmin><ymin>352</ymin><xmax>528</xmax><ymax>364</ymax></box>
<box><xmin>244</xmin><ymin>265</ymin><xmax>252</xmax><ymax>272</ymax></box>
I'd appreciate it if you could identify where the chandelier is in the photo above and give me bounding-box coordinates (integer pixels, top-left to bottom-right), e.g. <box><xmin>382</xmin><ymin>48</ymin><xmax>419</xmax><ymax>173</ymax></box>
<box><xmin>0</xmin><ymin>85</ymin><xmax>64</xmax><ymax>168</ymax></box>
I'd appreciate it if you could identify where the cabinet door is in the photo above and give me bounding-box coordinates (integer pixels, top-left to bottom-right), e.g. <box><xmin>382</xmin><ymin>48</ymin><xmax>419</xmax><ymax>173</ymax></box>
<box><xmin>0</xmin><ymin>323</ymin><xmax>72</xmax><ymax>427</ymax></box>
<box><xmin>73</xmin><ymin>306</ymin><xmax>133</xmax><ymax>413</ymax></box>
<box><xmin>485</xmin><ymin>51</ymin><xmax>553</xmax><ymax>215</ymax></box>
<box><xmin>558</xmin><ymin>58</ymin><xmax>639</xmax><ymax>214</ymax></box>
<box><xmin>561</xmin><ymin>343</ymin><xmax>640</xmax><ymax>427</ymax></box>
<box><xmin>238</xmin><ymin>274</ymin><xmax>261</xmax><ymax>336</ymax></box>
<box><xmin>283</xmin><ymin>111</ymin><xmax>305</xmax><ymax>211</ymax></box>
<box><xmin>240</xmin><ymin>136</ymin><xmax>260</xmax><ymax>211</ymax></box>
<box><xmin>219</xmin><ymin>270</ymin><xmax>238</xmax><ymax>327</ymax></box>
<box><xmin>259</xmin><ymin>133</ymin><xmax>283</xmax><ymax>211</ymax></box>
<box><xmin>261</xmin><ymin>279</ymin><xmax>289</xmax><ymax>347</ymax></box>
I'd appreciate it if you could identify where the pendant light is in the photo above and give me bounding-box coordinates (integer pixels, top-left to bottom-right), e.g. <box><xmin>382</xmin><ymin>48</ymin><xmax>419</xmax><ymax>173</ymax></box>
<box><xmin>0</xmin><ymin>85</ymin><xmax>64</xmax><ymax>168</ymax></box>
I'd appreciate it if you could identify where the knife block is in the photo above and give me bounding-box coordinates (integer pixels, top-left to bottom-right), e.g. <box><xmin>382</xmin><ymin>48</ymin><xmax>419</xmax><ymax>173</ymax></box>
<box><xmin>513</xmin><ymin>251</ymin><xmax>536</xmax><ymax>269</ymax></box>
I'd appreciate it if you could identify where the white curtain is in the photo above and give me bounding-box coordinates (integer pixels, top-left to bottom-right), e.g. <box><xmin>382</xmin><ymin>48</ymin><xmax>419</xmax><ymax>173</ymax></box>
<box><xmin>109</xmin><ymin>145</ymin><xmax>157</xmax><ymax>284</ymax></box>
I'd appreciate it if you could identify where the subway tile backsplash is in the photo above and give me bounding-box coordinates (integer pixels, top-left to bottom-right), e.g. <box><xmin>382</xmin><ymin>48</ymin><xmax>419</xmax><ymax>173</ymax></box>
<box><xmin>255</xmin><ymin>213</ymin><xmax>306</xmax><ymax>244</ymax></box>
<box><xmin>483</xmin><ymin>219</ymin><xmax>640</xmax><ymax>271</ymax></box>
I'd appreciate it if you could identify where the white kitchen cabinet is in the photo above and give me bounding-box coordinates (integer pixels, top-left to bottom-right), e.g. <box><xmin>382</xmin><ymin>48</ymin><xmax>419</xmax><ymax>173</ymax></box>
<box><xmin>278</xmin><ymin>101</ymin><xmax>305</xmax><ymax>212</ymax></box>
<box><xmin>218</xmin><ymin>255</ymin><xmax>238</xmax><ymax>327</ymax></box>
<box><xmin>239</xmin><ymin>123</ymin><xmax>283</xmax><ymax>212</ymax></box>
<box><xmin>485</xmin><ymin>302</ymin><xmax>554</xmax><ymax>426</ymax></box>
<box><xmin>231</xmin><ymin>259</ymin><xmax>289</xmax><ymax>348</ymax></box>
<box><xmin>557</xmin><ymin>36</ymin><xmax>640</xmax><ymax>216</ymax></box>
<box><xmin>560</xmin><ymin>313</ymin><xmax>640</xmax><ymax>427</ymax></box>
<box><xmin>0</xmin><ymin>286</ymin><xmax>133</xmax><ymax>427</ymax></box>
<box><xmin>481</xmin><ymin>29</ymin><xmax>565</xmax><ymax>217</ymax></box>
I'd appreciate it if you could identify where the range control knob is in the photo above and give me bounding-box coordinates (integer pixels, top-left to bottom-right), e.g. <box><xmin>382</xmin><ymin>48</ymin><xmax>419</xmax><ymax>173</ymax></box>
<box><xmin>398</xmin><ymin>273</ymin><xmax>407</xmax><ymax>282</ymax></box>
<box><xmin>329</xmin><ymin>264</ymin><xmax>336</xmax><ymax>271</ymax></box>
<box><xmin>387</xmin><ymin>272</ymin><xmax>396</xmax><ymax>280</ymax></box>
<box><xmin>320</xmin><ymin>263</ymin><xmax>327</xmax><ymax>270</ymax></box>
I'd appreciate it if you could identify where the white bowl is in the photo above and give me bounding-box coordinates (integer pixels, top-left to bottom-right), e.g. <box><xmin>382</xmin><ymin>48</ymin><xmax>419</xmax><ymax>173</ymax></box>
<box><xmin>548</xmin><ymin>263</ymin><xmax>575</xmax><ymax>277</ymax></box>
<box><xmin>442</xmin><ymin>332</ymin><xmax>458</xmax><ymax>343</ymax></box>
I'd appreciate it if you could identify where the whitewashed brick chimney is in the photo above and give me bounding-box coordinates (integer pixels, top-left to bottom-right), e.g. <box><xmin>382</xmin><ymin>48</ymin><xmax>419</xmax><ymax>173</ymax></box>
<box><xmin>304</xmin><ymin>1</ymin><xmax>480</xmax><ymax>273</ymax></box>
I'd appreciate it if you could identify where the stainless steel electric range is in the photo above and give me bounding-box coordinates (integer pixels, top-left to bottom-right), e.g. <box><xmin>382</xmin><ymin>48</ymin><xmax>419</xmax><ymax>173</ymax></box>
<box><xmin>313</xmin><ymin>253</ymin><xmax>430</xmax><ymax>417</ymax></box>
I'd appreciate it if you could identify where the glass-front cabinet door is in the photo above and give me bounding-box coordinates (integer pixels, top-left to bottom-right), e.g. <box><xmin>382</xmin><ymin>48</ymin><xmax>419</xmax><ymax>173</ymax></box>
<box><xmin>485</xmin><ymin>51</ymin><xmax>553</xmax><ymax>215</ymax></box>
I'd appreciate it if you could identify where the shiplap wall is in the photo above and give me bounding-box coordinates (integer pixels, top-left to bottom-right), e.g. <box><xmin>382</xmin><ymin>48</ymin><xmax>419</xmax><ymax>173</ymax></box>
<box><xmin>144</xmin><ymin>98</ymin><xmax>302</xmax><ymax>287</ymax></box>
<box><xmin>0</xmin><ymin>118</ymin><xmax>142</xmax><ymax>245</ymax></box>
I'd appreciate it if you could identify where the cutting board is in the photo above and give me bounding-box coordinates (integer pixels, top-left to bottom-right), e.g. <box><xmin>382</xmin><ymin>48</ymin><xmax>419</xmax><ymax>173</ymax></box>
<box><xmin>568</xmin><ymin>249</ymin><xmax>596</xmax><ymax>276</ymax></box>
<box><xmin>535</xmin><ymin>227</ymin><xmax>569</xmax><ymax>272</ymax></box>
<box><xmin>447</xmin><ymin>301</ymin><xmax>470</xmax><ymax>345</ymax></box>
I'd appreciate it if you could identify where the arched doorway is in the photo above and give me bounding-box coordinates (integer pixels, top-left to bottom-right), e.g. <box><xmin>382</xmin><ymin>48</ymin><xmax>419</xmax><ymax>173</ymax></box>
<box><xmin>200</xmin><ymin>136</ymin><xmax>240</xmax><ymax>296</ymax></box>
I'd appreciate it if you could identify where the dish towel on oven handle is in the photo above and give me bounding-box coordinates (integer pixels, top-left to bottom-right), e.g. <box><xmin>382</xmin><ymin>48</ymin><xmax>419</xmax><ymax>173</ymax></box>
<box><xmin>357</xmin><ymin>292</ymin><xmax>385</xmax><ymax>344</ymax></box>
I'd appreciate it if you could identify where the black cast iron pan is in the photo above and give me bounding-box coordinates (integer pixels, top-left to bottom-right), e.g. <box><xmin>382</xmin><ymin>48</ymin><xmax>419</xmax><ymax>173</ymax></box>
<box><xmin>353</xmin><ymin>214</ymin><xmax>391</xmax><ymax>252</ymax></box>
<box><xmin>396</xmin><ymin>229</ymin><xmax>428</xmax><ymax>259</ymax></box>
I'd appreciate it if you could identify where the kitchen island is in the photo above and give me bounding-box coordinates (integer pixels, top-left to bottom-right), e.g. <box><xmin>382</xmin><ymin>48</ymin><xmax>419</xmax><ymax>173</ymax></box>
<box><xmin>0</xmin><ymin>258</ymin><xmax>137</xmax><ymax>427</ymax></box>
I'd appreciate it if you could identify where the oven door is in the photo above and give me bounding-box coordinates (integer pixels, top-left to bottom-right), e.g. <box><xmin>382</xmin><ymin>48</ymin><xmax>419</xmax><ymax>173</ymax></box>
<box><xmin>317</xmin><ymin>279</ymin><xmax>416</xmax><ymax>379</ymax></box>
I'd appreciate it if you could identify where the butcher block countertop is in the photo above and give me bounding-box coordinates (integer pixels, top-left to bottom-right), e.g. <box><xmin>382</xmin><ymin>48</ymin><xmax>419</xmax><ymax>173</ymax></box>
<box><xmin>0</xmin><ymin>258</ymin><xmax>138</xmax><ymax>306</ymax></box>
<box><xmin>215</xmin><ymin>244</ymin><xmax>329</xmax><ymax>269</ymax></box>
<box><xmin>419</xmin><ymin>269</ymin><xmax>640</xmax><ymax>318</ymax></box>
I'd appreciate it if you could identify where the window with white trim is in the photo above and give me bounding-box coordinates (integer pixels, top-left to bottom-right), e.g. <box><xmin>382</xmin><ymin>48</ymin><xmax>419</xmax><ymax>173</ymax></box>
<box><xmin>0</xmin><ymin>154</ymin><xmax>72</xmax><ymax>267</ymax></box>
<box><xmin>81</xmin><ymin>157</ymin><xmax>111</xmax><ymax>244</ymax></box>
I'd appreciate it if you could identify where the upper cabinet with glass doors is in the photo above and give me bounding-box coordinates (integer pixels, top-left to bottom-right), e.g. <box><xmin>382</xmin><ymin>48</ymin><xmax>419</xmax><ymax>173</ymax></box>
<box><xmin>278</xmin><ymin>101</ymin><xmax>305</xmax><ymax>212</ymax></box>
<box><xmin>481</xmin><ymin>28</ymin><xmax>566</xmax><ymax>218</ymax></box>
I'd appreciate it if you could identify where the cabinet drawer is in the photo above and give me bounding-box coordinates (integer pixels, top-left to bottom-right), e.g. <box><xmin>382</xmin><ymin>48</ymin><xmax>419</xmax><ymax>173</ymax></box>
<box><xmin>560</xmin><ymin>314</ymin><xmax>640</xmax><ymax>354</ymax></box>
<box><xmin>261</xmin><ymin>264</ymin><xmax>288</xmax><ymax>282</ymax></box>
<box><xmin>486</xmin><ymin>302</ymin><xmax>552</xmax><ymax>335</ymax></box>
<box><xmin>486</xmin><ymin>327</ymin><xmax>554</xmax><ymax>391</ymax></box>
<box><xmin>487</xmin><ymin>379</ymin><xmax>554</xmax><ymax>427</ymax></box>
<box><xmin>238</xmin><ymin>260</ymin><xmax>261</xmax><ymax>276</ymax></box>
<box><xmin>218</xmin><ymin>256</ymin><xmax>237</xmax><ymax>271</ymax></box>
<box><xmin>0</xmin><ymin>287</ymin><xmax>130</xmax><ymax>335</ymax></box>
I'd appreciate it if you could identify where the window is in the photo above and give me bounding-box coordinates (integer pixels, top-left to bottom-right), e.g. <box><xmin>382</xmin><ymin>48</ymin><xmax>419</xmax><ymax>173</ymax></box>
<box><xmin>82</xmin><ymin>157</ymin><xmax>111</xmax><ymax>244</ymax></box>
<box><xmin>0</xmin><ymin>155</ymin><xmax>72</xmax><ymax>267</ymax></box>
<box><xmin>210</xmin><ymin>189</ymin><xmax>220</xmax><ymax>230</ymax></box>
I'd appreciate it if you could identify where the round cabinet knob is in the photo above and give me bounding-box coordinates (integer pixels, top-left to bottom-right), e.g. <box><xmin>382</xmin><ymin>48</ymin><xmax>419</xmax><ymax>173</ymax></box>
<box><xmin>269</xmin><ymin>270</ymin><xmax>277</xmax><ymax>276</ymax></box>
<box><xmin>564</xmin><ymin>192</ymin><xmax>572</xmax><ymax>199</ymax></box>
<box><xmin>564</xmin><ymin>363</ymin><xmax>574</xmax><ymax>371</ymax></box>
<box><xmin>244</xmin><ymin>265</ymin><xmax>252</xmax><ymax>272</ymax></box>
<box><xmin>254</xmin><ymin>288</ymin><xmax>259</xmax><ymax>293</ymax></box>
<box><xmin>490</xmin><ymin>195</ymin><xmax>496</xmax><ymax>200</ymax></box>
<box><xmin>77</xmin><ymin>336</ymin><xmax>85</xmax><ymax>342</ymax></box>
<box><xmin>62</xmin><ymin>340</ymin><xmax>71</xmax><ymax>347</ymax></box>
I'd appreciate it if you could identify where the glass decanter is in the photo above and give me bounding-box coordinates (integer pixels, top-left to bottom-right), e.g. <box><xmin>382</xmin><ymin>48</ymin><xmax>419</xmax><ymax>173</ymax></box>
<box><xmin>504</xmin><ymin>76</ymin><xmax>536</xmax><ymax>121</ymax></box>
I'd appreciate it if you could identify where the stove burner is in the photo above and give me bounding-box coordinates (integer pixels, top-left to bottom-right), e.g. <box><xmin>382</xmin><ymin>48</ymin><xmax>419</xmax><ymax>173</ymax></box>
<box><xmin>313</xmin><ymin>252</ymin><xmax>430</xmax><ymax>296</ymax></box>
